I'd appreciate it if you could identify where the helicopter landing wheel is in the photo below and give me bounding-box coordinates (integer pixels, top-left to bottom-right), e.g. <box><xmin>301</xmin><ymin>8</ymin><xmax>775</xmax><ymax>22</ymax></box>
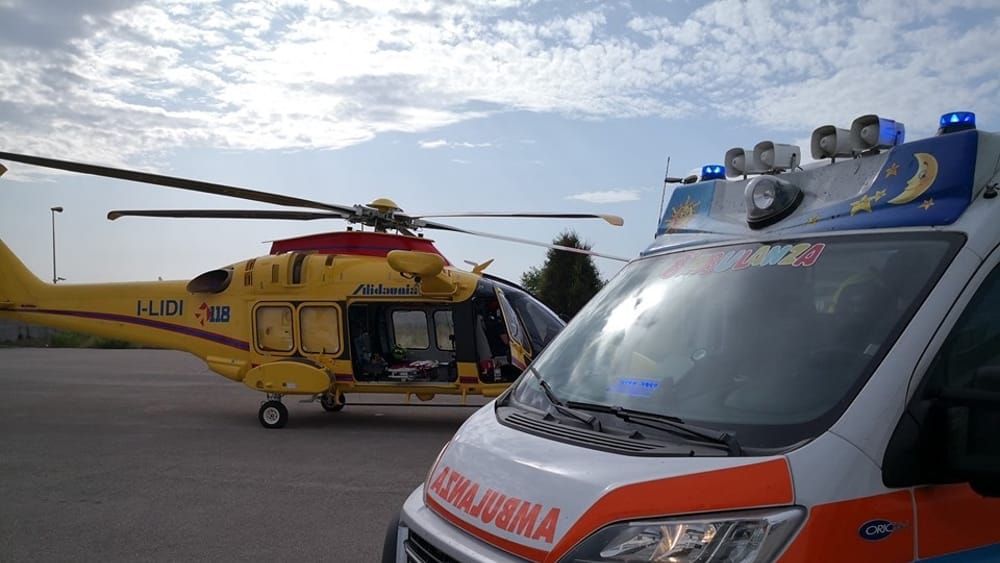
<box><xmin>320</xmin><ymin>393</ymin><xmax>345</xmax><ymax>412</ymax></box>
<box><xmin>259</xmin><ymin>400</ymin><xmax>288</xmax><ymax>429</ymax></box>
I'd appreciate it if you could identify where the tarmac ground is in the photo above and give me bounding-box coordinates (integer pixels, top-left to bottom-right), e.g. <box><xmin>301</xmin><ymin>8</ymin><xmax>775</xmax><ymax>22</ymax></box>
<box><xmin>0</xmin><ymin>348</ymin><xmax>487</xmax><ymax>562</ymax></box>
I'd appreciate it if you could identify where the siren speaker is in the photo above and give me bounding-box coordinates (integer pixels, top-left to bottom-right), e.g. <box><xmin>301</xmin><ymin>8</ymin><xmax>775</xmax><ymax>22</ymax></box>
<box><xmin>811</xmin><ymin>125</ymin><xmax>852</xmax><ymax>159</ymax></box>
<box><xmin>753</xmin><ymin>141</ymin><xmax>801</xmax><ymax>171</ymax></box>
<box><xmin>725</xmin><ymin>147</ymin><xmax>760</xmax><ymax>177</ymax></box>
<box><xmin>850</xmin><ymin>115</ymin><xmax>905</xmax><ymax>151</ymax></box>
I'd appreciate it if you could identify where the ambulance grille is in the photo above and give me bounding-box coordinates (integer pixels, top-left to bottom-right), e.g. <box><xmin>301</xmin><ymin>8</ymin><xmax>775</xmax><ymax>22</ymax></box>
<box><xmin>405</xmin><ymin>531</ymin><xmax>459</xmax><ymax>563</ymax></box>
<box><xmin>503</xmin><ymin>411</ymin><xmax>678</xmax><ymax>456</ymax></box>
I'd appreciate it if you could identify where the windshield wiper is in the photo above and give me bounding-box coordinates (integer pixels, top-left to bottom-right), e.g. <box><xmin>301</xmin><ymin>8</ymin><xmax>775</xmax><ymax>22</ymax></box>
<box><xmin>564</xmin><ymin>401</ymin><xmax>742</xmax><ymax>456</ymax></box>
<box><xmin>527</xmin><ymin>367</ymin><xmax>602</xmax><ymax>431</ymax></box>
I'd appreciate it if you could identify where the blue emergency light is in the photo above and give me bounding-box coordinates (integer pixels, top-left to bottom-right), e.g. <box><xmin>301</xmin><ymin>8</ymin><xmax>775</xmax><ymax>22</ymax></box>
<box><xmin>700</xmin><ymin>164</ymin><xmax>726</xmax><ymax>180</ymax></box>
<box><xmin>938</xmin><ymin>111</ymin><xmax>976</xmax><ymax>135</ymax></box>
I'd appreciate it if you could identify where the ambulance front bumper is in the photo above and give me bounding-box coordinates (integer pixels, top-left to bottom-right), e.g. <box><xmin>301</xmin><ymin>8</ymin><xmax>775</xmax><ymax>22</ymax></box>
<box><xmin>387</xmin><ymin>485</ymin><xmax>530</xmax><ymax>563</ymax></box>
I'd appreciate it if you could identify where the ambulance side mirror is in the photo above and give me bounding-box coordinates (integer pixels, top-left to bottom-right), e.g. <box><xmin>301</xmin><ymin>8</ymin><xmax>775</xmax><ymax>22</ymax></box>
<box><xmin>942</xmin><ymin>367</ymin><xmax>1000</xmax><ymax>496</ymax></box>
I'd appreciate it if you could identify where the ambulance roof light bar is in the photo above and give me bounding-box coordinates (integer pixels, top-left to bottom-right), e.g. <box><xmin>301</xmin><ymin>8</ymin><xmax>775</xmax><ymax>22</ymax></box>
<box><xmin>700</xmin><ymin>164</ymin><xmax>726</xmax><ymax>181</ymax></box>
<box><xmin>938</xmin><ymin>111</ymin><xmax>976</xmax><ymax>135</ymax></box>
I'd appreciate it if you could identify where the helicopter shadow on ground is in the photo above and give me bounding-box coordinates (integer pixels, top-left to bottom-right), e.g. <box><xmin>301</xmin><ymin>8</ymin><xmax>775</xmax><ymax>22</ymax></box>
<box><xmin>213</xmin><ymin>402</ymin><xmax>488</xmax><ymax>433</ymax></box>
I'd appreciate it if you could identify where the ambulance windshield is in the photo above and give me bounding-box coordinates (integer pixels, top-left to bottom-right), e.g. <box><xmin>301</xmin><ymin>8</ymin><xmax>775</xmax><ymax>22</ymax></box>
<box><xmin>510</xmin><ymin>233</ymin><xmax>961</xmax><ymax>450</ymax></box>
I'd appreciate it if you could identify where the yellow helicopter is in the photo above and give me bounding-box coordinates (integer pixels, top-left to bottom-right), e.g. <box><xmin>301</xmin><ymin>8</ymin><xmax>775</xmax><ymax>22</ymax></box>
<box><xmin>0</xmin><ymin>152</ymin><xmax>626</xmax><ymax>428</ymax></box>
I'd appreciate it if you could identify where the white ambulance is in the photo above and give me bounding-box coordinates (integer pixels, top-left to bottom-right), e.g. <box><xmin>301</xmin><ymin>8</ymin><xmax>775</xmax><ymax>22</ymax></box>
<box><xmin>384</xmin><ymin>111</ymin><xmax>1000</xmax><ymax>562</ymax></box>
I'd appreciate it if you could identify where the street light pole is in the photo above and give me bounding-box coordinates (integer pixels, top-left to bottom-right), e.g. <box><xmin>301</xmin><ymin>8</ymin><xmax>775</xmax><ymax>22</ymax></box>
<box><xmin>50</xmin><ymin>206</ymin><xmax>63</xmax><ymax>284</ymax></box>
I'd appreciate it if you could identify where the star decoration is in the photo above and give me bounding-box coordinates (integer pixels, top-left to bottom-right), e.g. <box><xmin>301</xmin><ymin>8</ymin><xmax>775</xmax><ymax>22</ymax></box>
<box><xmin>884</xmin><ymin>162</ymin><xmax>899</xmax><ymax>178</ymax></box>
<box><xmin>850</xmin><ymin>195</ymin><xmax>874</xmax><ymax>216</ymax></box>
<box><xmin>806</xmin><ymin>215</ymin><xmax>820</xmax><ymax>225</ymax></box>
<box><xmin>919</xmin><ymin>198</ymin><xmax>935</xmax><ymax>210</ymax></box>
<box><xmin>871</xmin><ymin>189</ymin><xmax>887</xmax><ymax>202</ymax></box>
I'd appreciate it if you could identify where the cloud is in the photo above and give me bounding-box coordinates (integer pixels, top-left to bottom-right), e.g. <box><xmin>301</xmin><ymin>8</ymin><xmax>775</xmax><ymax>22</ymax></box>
<box><xmin>419</xmin><ymin>139</ymin><xmax>449</xmax><ymax>149</ymax></box>
<box><xmin>418</xmin><ymin>139</ymin><xmax>492</xmax><ymax>149</ymax></box>
<box><xmin>0</xmin><ymin>0</ymin><xmax>145</xmax><ymax>49</ymax></box>
<box><xmin>0</xmin><ymin>1</ymin><xmax>997</xmax><ymax>164</ymax></box>
<box><xmin>567</xmin><ymin>189</ymin><xmax>641</xmax><ymax>203</ymax></box>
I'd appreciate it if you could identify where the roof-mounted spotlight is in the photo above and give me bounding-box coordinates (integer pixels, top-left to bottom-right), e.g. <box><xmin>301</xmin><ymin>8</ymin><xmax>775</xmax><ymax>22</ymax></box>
<box><xmin>744</xmin><ymin>174</ymin><xmax>803</xmax><ymax>229</ymax></box>
<box><xmin>811</xmin><ymin>125</ymin><xmax>853</xmax><ymax>161</ymax></box>
<box><xmin>700</xmin><ymin>164</ymin><xmax>726</xmax><ymax>181</ymax></box>
<box><xmin>724</xmin><ymin>147</ymin><xmax>765</xmax><ymax>178</ymax></box>
<box><xmin>753</xmin><ymin>141</ymin><xmax>800</xmax><ymax>172</ymax></box>
<box><xmin>937</xmin><ymin>111</ymin><xmax>976</xmax><ymax>135</ymax></box>
<box><xmin>850</xmin><ymin>114</ymin><xmax>905</xmax><ymax>152</ymax></box>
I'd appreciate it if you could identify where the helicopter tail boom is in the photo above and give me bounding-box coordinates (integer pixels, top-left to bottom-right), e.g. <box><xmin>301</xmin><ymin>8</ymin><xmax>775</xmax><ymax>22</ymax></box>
<box><xmin>0</xmin><ymin>239</ymin><xmax>242</xmax><ymax>356</ymax></box>
<box><xmin>0</xmin><ymin>239</ymin><xmax>48</xmax><ymax>309</ymax></box>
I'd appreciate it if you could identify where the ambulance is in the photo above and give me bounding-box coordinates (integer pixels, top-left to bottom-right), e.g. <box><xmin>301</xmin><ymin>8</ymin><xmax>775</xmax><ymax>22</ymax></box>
<box><xmin>383</xmin><ymin>111</ymin><xmax>1000</xmax><ymax>563</ymax></box>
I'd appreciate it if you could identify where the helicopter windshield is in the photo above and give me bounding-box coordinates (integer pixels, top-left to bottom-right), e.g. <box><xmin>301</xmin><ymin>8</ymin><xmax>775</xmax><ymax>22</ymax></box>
<box><xmin>509</xmin><ymin>233</ymin><xmax>961</xmax><ymax>450</ymax></box>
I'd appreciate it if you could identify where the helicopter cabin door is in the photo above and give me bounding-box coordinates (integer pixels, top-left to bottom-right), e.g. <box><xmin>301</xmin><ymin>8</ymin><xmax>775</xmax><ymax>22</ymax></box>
<box><xmin>347</xmin><ymin>303</ymin><xmax>458</xmax><ymax>384</ymax></box>
<box><xmin>494</xmin><ymin>287</ymin><xmax>531</xmax><ymax>370</ymax></box>
<box><xmin>251</xmin><ymin>301</ymin><xmax>344</xmax><ymax>360</ymax></box>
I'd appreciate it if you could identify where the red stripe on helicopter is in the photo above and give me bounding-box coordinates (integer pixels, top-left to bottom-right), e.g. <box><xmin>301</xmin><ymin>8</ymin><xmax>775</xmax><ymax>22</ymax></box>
<box><xmin>334</xmin><ymin>374</ymin><xmax>354</xmax><ymax>381</ymax></box>
<box><xmin>20</xmin><ymin>308</ymin><xmax>250</xmax><ymax>350</ymax></box>
<box><xmin>459</xmin><ymin>376</ymin><xmax>480</xmax><ymax>384</ymax></box>
<box><xmin>269</xmin><ymin>231</ymin><xmax>450</xmax><ymax>264</ymax></box>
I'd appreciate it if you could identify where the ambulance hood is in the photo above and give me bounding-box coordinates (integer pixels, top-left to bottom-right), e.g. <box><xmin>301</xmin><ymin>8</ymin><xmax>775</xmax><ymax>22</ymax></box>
<box><xmin>424</xmin><ymin>405</ymin><xmax>794</xmax><ymax>562</ymax></box>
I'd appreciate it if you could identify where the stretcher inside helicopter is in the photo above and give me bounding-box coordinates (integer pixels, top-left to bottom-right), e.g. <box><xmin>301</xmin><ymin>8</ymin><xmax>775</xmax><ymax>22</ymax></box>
<box><xmin>346</xmin><ymin>282</ymin><xmax>558</xmax><ymax>385</ymax></box>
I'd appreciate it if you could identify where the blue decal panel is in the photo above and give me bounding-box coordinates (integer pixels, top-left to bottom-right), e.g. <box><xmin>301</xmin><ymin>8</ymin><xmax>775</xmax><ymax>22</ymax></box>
<box><xmin>651</xmin><ymin>130</ymin><xmax>980</xmax><ymax>243</ymax></box>
<box><xmin>657</xmin><ymin>181</ymin><xmax>717</xmax><ymax>236</ymax></box>
<box><xmin>782</xmin><ymin>130</ymin><xmax>979</xmax><ymax>234</ymax></box>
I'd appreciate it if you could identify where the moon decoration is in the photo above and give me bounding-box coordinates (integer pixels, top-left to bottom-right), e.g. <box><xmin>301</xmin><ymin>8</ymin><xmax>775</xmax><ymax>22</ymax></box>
<box><xmin>888</xmin><ymin>152</ymin><xmax>939</xmax><ymax>205</ymax></box>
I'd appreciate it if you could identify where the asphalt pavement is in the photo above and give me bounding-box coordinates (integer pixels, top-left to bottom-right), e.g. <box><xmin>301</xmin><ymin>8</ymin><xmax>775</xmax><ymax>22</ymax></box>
<box><xmin>0</xmin><ymin>348</ymin><xmax>487</xmax><ymax>563</ymax></box>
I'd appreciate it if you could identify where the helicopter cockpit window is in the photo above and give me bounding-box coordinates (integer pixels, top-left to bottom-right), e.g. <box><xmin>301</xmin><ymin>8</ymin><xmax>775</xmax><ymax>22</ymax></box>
<box><xmin>392</xmin><ymin>310</ymin><xmax>429</xmax><ymax>350</ymax></box>
<box><xmin>299</xmin><ymin>305</ymin><xmax>341</xmax><ymax>354</ymax></box>
<box><xmin>433</xmin><ymin>310</ymin><xmax>455</xmax><ymax>351</ymax></box>
<box><xmin>255</xmin><ymin>305</ymin><xmax>294</xmax><ymax>353</ymax></box>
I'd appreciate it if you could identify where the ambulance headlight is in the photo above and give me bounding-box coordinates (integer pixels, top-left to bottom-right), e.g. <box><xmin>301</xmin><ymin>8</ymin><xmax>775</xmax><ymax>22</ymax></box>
<box><xmin>559</xmin><ymin>507</ymin><xmax>804</xmax><ymax>563</ymax></box>
<box><xmin>744</xmin><ymin>175</ymin><xmax>802</xmax><ymax>229</ymax></box>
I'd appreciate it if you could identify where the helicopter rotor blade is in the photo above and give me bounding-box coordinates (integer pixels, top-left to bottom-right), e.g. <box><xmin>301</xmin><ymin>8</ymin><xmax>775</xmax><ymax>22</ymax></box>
<box><xmin>421</xmin><ymin>220</ymin><xmax>629</xmax><ymax>262</ymax></box>
<box><xmin>410</xmin><ymin>211</ymin><xmax>624</xmax><ymax>227</ymax></box>
<box><xmin>0</xmin><ymin>151</ymin><xmax>356</xmax><ymax>216</ymax></box>
<box><xmin>107</xmin><ymin>209</ymin><xmax>347</xmax><ymax>221</ymax></box>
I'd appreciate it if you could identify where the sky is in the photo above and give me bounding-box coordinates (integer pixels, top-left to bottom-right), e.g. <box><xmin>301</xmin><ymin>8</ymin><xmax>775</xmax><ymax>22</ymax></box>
<box><xmin>1</xmin><ymin>0</ymin><xmax>998</xmax><ymax>285</ymax></box>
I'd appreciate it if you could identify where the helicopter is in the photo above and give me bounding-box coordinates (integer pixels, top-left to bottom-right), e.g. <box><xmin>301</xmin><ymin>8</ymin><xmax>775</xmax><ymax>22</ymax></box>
<box><xmin>0</xmin><ymin>151</ymin><xmax>627</xmax><ymax>428</ymax></box>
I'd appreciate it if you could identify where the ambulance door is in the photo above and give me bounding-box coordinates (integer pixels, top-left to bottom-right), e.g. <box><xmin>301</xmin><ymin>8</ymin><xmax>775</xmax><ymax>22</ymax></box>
<box><xmin>891</xmin><ymin>247</ymin><xmax>1000</xmax><ymax>561</ymax></box>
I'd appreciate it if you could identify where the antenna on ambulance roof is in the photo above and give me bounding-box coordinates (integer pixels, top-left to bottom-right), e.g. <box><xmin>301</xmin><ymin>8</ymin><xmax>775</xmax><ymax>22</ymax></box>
<box><xmin>657</xmin><ymin>156</ymin><xmax>671</xmax><ymax>224</ymax></box>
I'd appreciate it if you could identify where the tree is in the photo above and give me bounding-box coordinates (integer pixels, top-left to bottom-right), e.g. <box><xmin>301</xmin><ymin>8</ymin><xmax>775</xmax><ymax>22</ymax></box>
<box><xmin>520</xmin><ymin>266</ymin><xmax>542</xmax><ymax>295</ymax></box>
<box><xmin>519</xmin><ymin>230</ymin><xmax>604</xmax><ymax>319</ymax></box>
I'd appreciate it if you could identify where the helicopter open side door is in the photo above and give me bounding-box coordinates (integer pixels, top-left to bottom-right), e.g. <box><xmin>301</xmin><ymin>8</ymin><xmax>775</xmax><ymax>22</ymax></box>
<box><xmin>494</xmin><ymin>286</ymin><xmax>531</xmax><ymax>370</ymax></box>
